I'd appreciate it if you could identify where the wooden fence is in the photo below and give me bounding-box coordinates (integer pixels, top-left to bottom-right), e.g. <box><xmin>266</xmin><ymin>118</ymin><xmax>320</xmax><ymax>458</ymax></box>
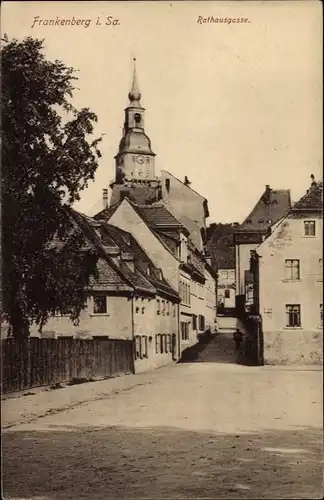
<box><xmin>1</xmin><ymin>337</ymin><xmax>135</xmax><ymax>394</ymax></box>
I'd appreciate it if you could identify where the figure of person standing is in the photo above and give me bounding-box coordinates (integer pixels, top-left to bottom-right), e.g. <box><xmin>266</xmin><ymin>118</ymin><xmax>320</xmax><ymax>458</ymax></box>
<box><xmin>233</xmin><ymin>329</ymin><xmax>244</xmax><ymax>352</ymax></box>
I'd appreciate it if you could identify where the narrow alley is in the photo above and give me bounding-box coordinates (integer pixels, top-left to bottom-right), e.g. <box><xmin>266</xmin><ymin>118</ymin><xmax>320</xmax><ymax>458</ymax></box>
<box><xmin>2</xmin><ymin>330</ymin><xmax>322</xmax><ymax>500</ymax></box>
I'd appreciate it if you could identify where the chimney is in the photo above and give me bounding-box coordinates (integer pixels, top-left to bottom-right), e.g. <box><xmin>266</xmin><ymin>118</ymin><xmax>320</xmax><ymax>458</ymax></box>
<box><xmin>310</xmin><ymin>174</ymin><xmax>317</xmax><ymax>187</ymax></box>
<box><xmin>184</xmin><ymin>176</ymin><xmax>191</xmax><ymax>187</ymax></box>
<box><xmin>103</xmin><ymin>189</ymin><xmax>108</xmax><ymax>209</ymax></box>
<box><xmin>264</xmin><ymin>185</ymin><xmax>272</xmax><ymax>204</ymax></box>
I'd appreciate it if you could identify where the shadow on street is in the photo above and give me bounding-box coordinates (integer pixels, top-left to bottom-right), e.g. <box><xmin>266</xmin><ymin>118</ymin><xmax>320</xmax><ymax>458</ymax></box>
<box><xmin>179</xmin><ymin>332</ymin><xmax>241</xmax><ymax>364</ymax></box>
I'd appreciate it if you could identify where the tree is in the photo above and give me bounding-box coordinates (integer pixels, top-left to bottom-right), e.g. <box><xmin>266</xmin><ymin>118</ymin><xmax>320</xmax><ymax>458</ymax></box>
<box><xmin>1</xmin><ymin>37</ymin><xmax>102</xmax><ymax>339</ymax></box>
<box><xmin>206</xmin><ymin>223</ymin><xmax>236</xmax><ymax>271</ymax></box>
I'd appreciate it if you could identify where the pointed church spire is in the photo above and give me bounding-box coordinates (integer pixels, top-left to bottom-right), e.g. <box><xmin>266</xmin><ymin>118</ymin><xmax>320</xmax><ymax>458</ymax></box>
<box><xmin>128</xmin><ymin>58</ymin><xmax>141</xmax><ymax>103</ymax></box>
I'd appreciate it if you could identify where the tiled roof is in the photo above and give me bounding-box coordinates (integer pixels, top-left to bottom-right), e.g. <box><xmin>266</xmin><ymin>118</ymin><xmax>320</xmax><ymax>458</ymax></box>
<box><xmin>135</xmin><ymin>204</ymin><xmax>187</xmax><ymax>230</ymax></box>
<box><xmin>238</xmin><ymin>186</ymin><xmax>291</xmax><ymax>232</ymax></box>
<box><xmin>88</xmin><ymin>257</ymin><xmax>126</xmax><ymax>288</ymax></box>
<box><xmin>69</xmin><ymin>209</ymin><xmax>155</xmax><ymax>295</ymax></box>
<box><xmin>291</xmin><ymin>181</ymin><xmax>323</xmax><ymax>211</ymax></box>
<box><xmin>94</xmin><ymin>202</ymin><xmax>121</xmax><ymax>222</ymax></box>
<box><xmin>101</xmin><ymin>224</ymin><xmax>179</xmax><ymax>300</ymax></box>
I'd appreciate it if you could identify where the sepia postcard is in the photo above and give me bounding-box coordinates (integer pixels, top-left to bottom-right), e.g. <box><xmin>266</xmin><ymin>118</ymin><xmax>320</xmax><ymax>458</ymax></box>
<box><xmin>1</xmin><ymin>1</ymin><xmax>323</xmax><ymax>499</ymax></box>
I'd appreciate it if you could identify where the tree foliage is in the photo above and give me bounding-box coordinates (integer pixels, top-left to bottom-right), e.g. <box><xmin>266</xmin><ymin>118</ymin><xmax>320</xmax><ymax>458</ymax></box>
<box><xmin>206</xmin><ymin>223</ymin><xmax>236</xmax><ymax>271</ymax></box>
<box><xmin>1</xmin><ymin>37</ymin><xmax>102</xmax><ymax>339</ymax></box>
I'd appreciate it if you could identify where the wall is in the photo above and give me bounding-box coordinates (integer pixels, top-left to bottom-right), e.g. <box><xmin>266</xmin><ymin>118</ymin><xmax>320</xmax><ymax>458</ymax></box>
<box><xmin>108</xmin><ymin>199</ymin><xmax>179</xmax><ymax>289</ymax></box>
<box><xmin>28</xmin><ymin>295</ymin><xmax>132</xmax><ymax>340</ymax></box>
<box><xmin>204</xmin><ymin>269</ymin><xmax>217</xmax><ymax>329</ymax></box>
<box><xmin>258</xmin><ymin>212</ymin><xmax>322</xmax><ymax>364</ymax></box>
<box><xmin>160</xmin><ymin>170</ymin><xmax>206</xmax><ymax>251</ymax></box>
<box><xmin>235</xmin><ymin>243</ymin><xmax>259</xmax><ymax>295</ymax></box>
<box><xmin>133</xmin><ymin>295</ymin><xmax>177</xmax><ymax>373</ymax></box>
<box><xmin>179</xmin><ymin>270</ymin><xmax>196</xmax><ymax>350</ymax></box>
<box><xmin>217</xmin><ymin>268</ymin><xmax>235</xmax><ymax>309</ymax></box>
<box><xmin>263</xmin><ymin>330</ymin><xmax>322</xmax><ymax>365</ymax></box>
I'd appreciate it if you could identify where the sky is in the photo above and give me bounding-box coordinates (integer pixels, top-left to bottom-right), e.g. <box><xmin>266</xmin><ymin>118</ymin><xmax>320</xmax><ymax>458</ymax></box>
<box><xmin>2</xmin><ymin>1</ymin><xmax>322</xmax><ymax>223</ymax></box>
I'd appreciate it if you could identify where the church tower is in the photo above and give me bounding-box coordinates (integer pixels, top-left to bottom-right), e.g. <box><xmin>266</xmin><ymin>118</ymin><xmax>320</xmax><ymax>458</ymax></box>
<box><xmin>109</xmin><ymin>59</ymin><xmax>161</xmax><ymax>207</ymax></box>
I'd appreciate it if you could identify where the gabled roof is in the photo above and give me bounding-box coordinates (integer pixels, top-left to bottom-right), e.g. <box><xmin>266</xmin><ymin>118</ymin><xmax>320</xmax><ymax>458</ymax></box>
<box><xmin>100</xmin><ymin>224</ymin><xmax>180</xmax><ymax>300</ymax></box>
<box><xmin>68</xmin><ymin>209</ymin><xmax>156</xmax><ymax>295</ymax></box>
<box><xmin>238</xmin><ymin>186</ymin><xmax>291</xmax><ymax>233</ymax></box>
<box><xmin>291</xmin><ymin>181</ymin><xmax>323</xmax><ymax>212</ymax></box>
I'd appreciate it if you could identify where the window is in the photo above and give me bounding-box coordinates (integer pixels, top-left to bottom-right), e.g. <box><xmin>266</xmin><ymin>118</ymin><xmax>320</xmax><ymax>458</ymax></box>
<box><xmin>135</xmin><ymin>336</ymin><xmax>141</xmax><ymax>359</ymax></box>
<box><xmin>285</xmin><ymin>259</ymin><xmax>300</xmax><ymax>280</ymax></box>
<box><xmin>141</xmin><ymin>336</ymin><xmax>148</xmax><ymax>358</ymax></box>
<box><xmin>155</xmin><ymin>334</ymin><xmax>160</xmax><ymax>353</ymax></box>
<box><xmin>93</xmin><ymin>295</ymin><xmax>107</xmax><ymax>314</ymax></box>
<box><xmin>188</xmin><ymin>285</ymin><xmax>191</xmax><ymax>305</ymax></box>
<box><xmin>222</xmin><ymin>271</ymin><xmax>228</xmax><ymax>279</ymax></box>
<box><xmin>192</xmin><ymin>314</ymin><xmax>197</xmax><ymax>330</ymax></box>
<box><xmin>320</xmin><ymin>304</ymin><xmax>323</xmax><ymax>327</ymax></box>
<box><xmin>304</xmin><ymin>221</ymin><xmax>316</xmax><ymax>236</ymax></box>
<box><xmin>146</xmin><ymin>157</ymin><xmax>150</xmax><ymax>163</ymax></box>
<box><xmin>173</xmin><ymin>303</ymin><xmax>176</xmax><ymax>317</ymax></box>
<box><xmin>135</xmin><ymin>306</ymin><xmax>140</xmax><ymax>314</ymax></box>
<box><xmin>134</xmin><ymin>113</ymin><xmax>141</xmax><ymax>124</ymax></box>
<box><xmin>141</xmin><ymin>307</ymin><xmax>145</xmax><ymax>314</ymax></box>
<box><xmin>180</xmin><ymin>282</ymin><xmax>183</xmax><ymax>300</ymax></box>
<box><xmin>157</xmin><ymin>299</ymin><xmax>160</xmax><ymax>315</ymax></box>
<box><xmin>181</xmin><ymin>322</ymin><xmax>189</xmax><ymax>340</ymax></box>
<box><xmin>160</xmin><ymin>334</ymin><xmax>165</xmax><ymax>353</ymax></box>
<box><xmin>162</xmin><ymin>300</ymin><xmax>165</xmax><ymax>315</ymax></box>
<box><xmin>166</xmin><ymin>334</ymin><xmax>171</xmax><ymax>353</ymax></box>
<box><xmin>319</xmin><ymin>259</ymin><xmax>323</xmax><ymax>278</ymax></box>
<box><xmin>286</xmin><ymin>305</ymin><xmax>301</xmax><ymax>327</ymax></box>
<box><xmin>198</xmin><ymin>315</ymin><xmax>205</xmax><ymax>331</ymax></box>
<box><xmin>225</xmin><ymin>289</ymin><xmax>230</xmax><ymax>299</ymax></box>
<box><xmin>166</xmin><ymin>301</ymin><xmax>170</xmax><ymax>315</ymax></box>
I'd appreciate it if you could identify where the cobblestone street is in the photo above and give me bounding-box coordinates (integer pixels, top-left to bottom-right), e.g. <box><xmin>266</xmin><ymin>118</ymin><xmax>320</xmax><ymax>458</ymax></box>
<box><xmin>2</xmin><ymin>333</ymin><xmax>323</xmax><ymax>500</ymax></box>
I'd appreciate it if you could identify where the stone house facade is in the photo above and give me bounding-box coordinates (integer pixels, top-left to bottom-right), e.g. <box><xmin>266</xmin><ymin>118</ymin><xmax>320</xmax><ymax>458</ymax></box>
<box><xmin>250</xmin><ymin>180</ymin><xmax>323</xmax><ymax>365</ymax></box>
<box><xmin>234</xmin><ymin>184</ymin><xmax>291</xmax><ymax>314</ymax></box>
<box><xmin>95</xmin><ymin>198</ymin><xmax>217</xmax><ymax>357</ymax></box>
<box><xmin>25</xmin><ymin>208</ymin><xmax>180</xmax><ymax>373</ymax></box>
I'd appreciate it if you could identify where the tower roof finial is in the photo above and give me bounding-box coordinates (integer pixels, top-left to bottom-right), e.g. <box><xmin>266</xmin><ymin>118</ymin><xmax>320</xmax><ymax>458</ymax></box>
<box><xmin>128</xmin><ymin>57</ymin><xmax>141</xmax><ymax>103</ymax></box>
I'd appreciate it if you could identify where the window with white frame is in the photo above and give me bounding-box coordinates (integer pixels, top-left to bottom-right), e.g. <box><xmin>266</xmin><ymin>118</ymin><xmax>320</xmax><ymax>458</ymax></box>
<box><xmin>304</xmin><ymin>221</ymin><xmax>316</xmax><ymax>236</ymax></box>
<box><xmin>284</xmin><ymin>259</ymin><xmax>300</xmax><ymax>280</ymax></box>
<box><xmin>286</xmin><ymin>304</ymin><xmax>301</xmax><ymax>327</ymax></box>
<box><xmin>93</xmin><ymin>295</ymin><xmax>107</xmax><ymax>314</ymax></box>
<box><xmin>141</xmin><ymin>336</ymin><xmax>148</xmax><ymax>358</ymax></box>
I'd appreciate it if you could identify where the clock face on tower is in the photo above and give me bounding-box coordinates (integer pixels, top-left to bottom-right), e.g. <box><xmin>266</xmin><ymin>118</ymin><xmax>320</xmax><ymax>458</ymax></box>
<box><xmin>136</xmin><ymin>155</ymin><xmax>144</xmax><ymax>164</ymax></box>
